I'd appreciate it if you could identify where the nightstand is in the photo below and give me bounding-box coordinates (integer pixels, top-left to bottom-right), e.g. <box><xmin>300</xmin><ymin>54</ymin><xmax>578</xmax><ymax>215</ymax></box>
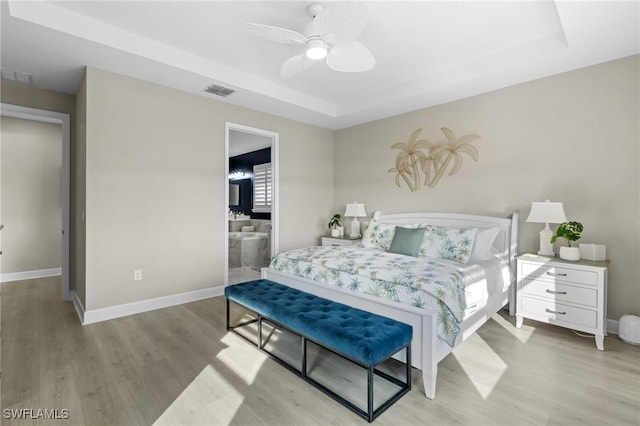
<box><xmin>515</xmin><ymin>253</ymin><xmax>609</xmax><ymax>350</ymax></box>
<box><xmin>321</xmin><ymin>236</ymin><xmax>362</xmax><ymax>247</ymax></box>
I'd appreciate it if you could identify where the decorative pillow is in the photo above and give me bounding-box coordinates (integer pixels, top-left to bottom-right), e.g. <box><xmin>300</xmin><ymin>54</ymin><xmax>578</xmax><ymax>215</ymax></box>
<box><xmin>470</xmin><ymin>227</ymin><xmax>502</xmax><ymax>262</ymax></box>
<box><xmin>388</xmin><ymin>227</ymin><xmax>426</xmax><ymax>257</ymax></box>
<box><xmin>362</xmin><ymin>220</ymin><xmax>396</xmax><ymax>251</ymax></box>
<box><xmin>418</xmin><ymin>225</ymin><xmax>478</xmax><ymax>263</ymax></box>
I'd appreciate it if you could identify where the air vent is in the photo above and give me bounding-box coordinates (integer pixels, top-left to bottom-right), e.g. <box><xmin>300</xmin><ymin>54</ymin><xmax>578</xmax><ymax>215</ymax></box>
<box><xmin>204</xmin><ymin>84</ymin><xmax>234</xmax><ymax>97</ymax></box>
<box><xmin>1</xmin><ymin>67</ymin><xmax>34</xmax><ymax>85</ymax></box>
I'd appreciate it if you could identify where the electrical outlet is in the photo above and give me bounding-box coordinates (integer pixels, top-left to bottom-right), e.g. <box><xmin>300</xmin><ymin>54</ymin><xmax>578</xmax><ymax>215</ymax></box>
<box><xmin>134</xmin><ymin>269</ymin><xmax>142</xmax><ymax>281</ymax></box>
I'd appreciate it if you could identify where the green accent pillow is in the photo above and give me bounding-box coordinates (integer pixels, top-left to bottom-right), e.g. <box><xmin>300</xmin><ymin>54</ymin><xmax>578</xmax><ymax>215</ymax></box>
<box><xmin>388</xmin><ymin>226</ymin><xmax>426</xmax><ymax>257</ymax></box>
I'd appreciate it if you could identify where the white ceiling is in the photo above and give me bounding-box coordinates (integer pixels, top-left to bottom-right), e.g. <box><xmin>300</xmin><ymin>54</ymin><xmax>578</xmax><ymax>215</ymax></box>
<box><xmin>1</xmin><ymin>1</ymin><xmax>638</xmax><ymax>130</ymax></box>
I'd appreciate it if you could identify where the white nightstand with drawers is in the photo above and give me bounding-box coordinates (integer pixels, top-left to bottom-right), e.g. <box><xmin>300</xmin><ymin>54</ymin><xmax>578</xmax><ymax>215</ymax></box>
<box><xmin>515</xmin><ymin>253</ymin><xmax>609</xmax><ymax>350</ymax></box>
<box><xmin>321</xmin><ymin>236</ymin><xmax>362</xmax><ymax>247</ymax></box>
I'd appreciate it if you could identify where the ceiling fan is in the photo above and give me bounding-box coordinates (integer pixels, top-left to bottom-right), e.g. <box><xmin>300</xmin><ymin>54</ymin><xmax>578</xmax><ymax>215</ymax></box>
<box><xmin>244</xmin><ymin>2</ymin><xmax>375</xmax><ymax>77</ymax></box>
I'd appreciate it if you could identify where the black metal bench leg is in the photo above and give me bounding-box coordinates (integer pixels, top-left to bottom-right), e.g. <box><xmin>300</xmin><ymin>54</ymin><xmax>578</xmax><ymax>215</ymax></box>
<box><xmin>367</xmin><ymin>366</ymin><xmax>374</xmax><ymax>422</ymax></box>
<box><xmin>407</xmin><ymin>343</ymin><xmax>412</xmax><ymax>388</ymax></box>
<box><xmin>226</xmin><ymin>298</ymin><xmax>230</xmax><ymax>331</ymax></box>
<box><xmin>258</xmin><ymin>315</ymin><xmax>263</xmax><ymax>349</ymax></box>
<box><xmin>302</xmin><ymin>338</ymin><xmax>308</xmax><ymax>377</ymax></box>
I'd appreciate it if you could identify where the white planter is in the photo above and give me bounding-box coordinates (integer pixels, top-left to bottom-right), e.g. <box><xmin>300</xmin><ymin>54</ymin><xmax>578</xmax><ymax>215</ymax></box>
<box><xmin>559</xmin><ymin>246</ymin><xmax>580</xmax><ymax>261</ymax></box>
<box><xmin>331</xmin><ymin>228</ymin><xmax>341</xmax><ymax>237</ymax></box>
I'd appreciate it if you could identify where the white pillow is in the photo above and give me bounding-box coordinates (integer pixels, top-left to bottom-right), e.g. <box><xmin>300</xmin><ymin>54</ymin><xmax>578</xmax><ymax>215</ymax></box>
<box><xmin>361</xmin><ymin>220</ymin><xmax>397</xmax><ymax>251</ymax></box>
<box><xmin>418</xmin><ymin>225</ymin><xmax>478</xmax><ymax>263</ymax></box>
<box><xmin>470</xmin><ymin>227</ymin><xmax>501</xmax><ymax>262</ymax></box>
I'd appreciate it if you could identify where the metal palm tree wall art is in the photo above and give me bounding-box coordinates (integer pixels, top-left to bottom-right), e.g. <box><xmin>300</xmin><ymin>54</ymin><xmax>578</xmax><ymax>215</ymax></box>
<box><xmin>388</xmin><ymin>127</ymin><xmax>480</xmax><ymax>191</ymax></box>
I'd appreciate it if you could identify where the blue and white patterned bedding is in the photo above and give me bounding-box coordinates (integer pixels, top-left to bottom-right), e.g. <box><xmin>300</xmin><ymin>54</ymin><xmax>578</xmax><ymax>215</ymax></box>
<box><xmin>269</xmin><ymin>245</ymin><xmax>476</xmax><ymax>347</ymax></box>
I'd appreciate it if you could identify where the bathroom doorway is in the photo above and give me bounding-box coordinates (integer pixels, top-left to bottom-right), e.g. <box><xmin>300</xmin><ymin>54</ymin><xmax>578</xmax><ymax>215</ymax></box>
<box><xmin>225</xmin><ymin>122</ymin><xmax>278</xmax><ymax>285</ymax></box>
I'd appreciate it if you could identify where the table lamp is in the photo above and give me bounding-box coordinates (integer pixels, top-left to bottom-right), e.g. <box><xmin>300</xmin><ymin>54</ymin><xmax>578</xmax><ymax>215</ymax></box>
<box><xmin>345</xmin><ymin>202</ymin><xmax>367</xmax><ymax>239</ymax></box>
<box><xmin>526</xmin><ymin>200</ymin><xmax>567</xmax><ymax>256</ymax></box>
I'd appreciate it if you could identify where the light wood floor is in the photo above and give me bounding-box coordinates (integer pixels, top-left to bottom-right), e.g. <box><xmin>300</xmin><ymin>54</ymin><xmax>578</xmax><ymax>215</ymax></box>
<box><xmin>2</xmin><ymin>277</ymin><xmax>639</xmax><ymax>426</ymax></box>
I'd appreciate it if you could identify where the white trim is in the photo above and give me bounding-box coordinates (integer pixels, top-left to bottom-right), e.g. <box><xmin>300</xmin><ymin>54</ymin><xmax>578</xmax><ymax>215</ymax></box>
<box><xmin>251</xmin><ymin>162</ymin><xmax>272</xmax><ymax>213</ymax></box>
<box><xmin>0</xmin><ymin>268</ymin><xmax>61</xmax><ymax>283</ymax></box>
<box><xmin>224</xmin><ymin>122</ymin><xmax>280</xmax><ymax>285</ymax></box>
<box><xmin>80</xmin><ymin>286</ymin><xmax>224</xmax><ymax>325</ymax></box>
<box><xmin>607</xmin><ymin>318</ymin><xmax>619</xmax><ymax>335</ymax></box>
<box><xmin>0</xmin><ymin>103</ymin><xmax>71</xmax><ymax>301</ymax></box>
<box><xmin>70</xmin><ymin>290</ymin><xmax>85</xmax><ymax>324</ymax></box>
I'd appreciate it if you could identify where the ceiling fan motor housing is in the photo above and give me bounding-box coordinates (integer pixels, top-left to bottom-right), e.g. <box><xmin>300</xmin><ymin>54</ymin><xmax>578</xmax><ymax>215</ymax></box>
<box><xmin>307</xmin><ymin>3</ymin><xmax>325</xmax><ymax>18</ymax></box>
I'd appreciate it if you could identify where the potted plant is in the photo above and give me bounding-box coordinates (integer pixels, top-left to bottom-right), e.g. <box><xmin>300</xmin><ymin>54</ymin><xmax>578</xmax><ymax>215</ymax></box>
<box><xmin>328</xmin><ymin>213</ymin><xmax>343</xmax><ymax>237</ymax></box>
<box><xmin>551</xmin><ymin>221</ymin><xmax>583</xmax><ymax>261</ymax></box>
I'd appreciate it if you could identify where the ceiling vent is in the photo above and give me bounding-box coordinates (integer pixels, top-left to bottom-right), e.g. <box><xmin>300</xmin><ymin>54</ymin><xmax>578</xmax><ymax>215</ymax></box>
<box><xmin>204</xmin><ymin>84</ymin><xmax>234</xmax><ymax>97</ymax></box>
<box><xmin>1</xmin><ymin>67</ymin><xmax>34</xmax><ymax>85</ymax></box>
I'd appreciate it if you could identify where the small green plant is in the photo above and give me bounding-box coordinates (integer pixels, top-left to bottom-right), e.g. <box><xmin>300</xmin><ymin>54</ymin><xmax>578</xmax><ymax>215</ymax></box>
<box><xmin>550</xmin><ymin>221</ymin><xmax>583</xmax><ymax>247</ymax></box>
<box><xmin>328</xmin><ymin>213</ymin><xmax>342</xmax><ymax>230</ymax></box>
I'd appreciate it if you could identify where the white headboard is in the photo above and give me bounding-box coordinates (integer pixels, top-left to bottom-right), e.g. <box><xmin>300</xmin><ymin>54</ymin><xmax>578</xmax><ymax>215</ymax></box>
<box><xmin>371</xmin><ymin>211</ymin><xmax>519</xmax><ymax>272</ymax></box>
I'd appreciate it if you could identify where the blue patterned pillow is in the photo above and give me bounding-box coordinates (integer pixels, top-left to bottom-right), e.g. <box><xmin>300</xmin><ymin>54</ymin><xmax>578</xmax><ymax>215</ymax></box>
<box><xmin>362</xmin><ymin>220</ymin><xmax>396</xmax><ymax>251</ymax></box>
<box><xmin>418</xmin><ymin>225</ymin><xmax>478</xmax><ymax>263</ymax></box>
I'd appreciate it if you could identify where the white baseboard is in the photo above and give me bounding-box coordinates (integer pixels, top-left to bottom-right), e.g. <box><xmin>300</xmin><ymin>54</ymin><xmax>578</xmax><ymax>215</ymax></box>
<box><xmin>68</xmin><ymin>284</ymin><xmax>622</xmax><ymax>336</ymax></box>
<box><xmin>0</xmin><ymin>268</ymin><xmax>61</xmax><ymax>283</ymax></box>
<box><xmin>70</xmin><ymin>290</ymin><xmax>85</xmax><ymax>324</ymax></box>
<box><xmin>75</xmin><ymin>286</ymin><xmax>225</xmax><ymax>325</ymax></box>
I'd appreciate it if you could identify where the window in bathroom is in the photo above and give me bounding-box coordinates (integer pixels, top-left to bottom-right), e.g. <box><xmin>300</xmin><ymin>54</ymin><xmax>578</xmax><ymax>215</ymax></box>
<box><xmin>252</xmin><ymin>162</ymin><xmax>272</xmax><ymax>213</ymax></box>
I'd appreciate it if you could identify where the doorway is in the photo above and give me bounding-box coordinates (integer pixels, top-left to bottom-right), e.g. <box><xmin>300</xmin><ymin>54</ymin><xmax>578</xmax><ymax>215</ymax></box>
<box><xmin>0</xmin><ymin>103</ymin><xmax>70</xmax><ymax>300</ymax></box>
<box><xmin>224</xmin><ymin>122</ymin><xmax>279</xmax><ymax>285</ymax></box>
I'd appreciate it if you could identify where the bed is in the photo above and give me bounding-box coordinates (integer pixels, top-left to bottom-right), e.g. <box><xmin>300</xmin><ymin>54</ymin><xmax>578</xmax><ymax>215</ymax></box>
<box><xmin>261</xmin><ymin>210</ymin><xmax>518</xmax><ymax>399</ymax></box>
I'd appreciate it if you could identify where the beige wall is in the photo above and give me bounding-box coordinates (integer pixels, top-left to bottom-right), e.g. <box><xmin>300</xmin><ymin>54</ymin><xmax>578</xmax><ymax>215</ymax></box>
<box><xmin>0</xmin><ymin>117</ymin><xmax>62</xmax><ymax>273</ymax></box>
<box><xmin>334</xmin><ymin>55</ymin><xmax>640</xmax><ymax>320</ymax></box>
<box><xmin>3</xmin><ymin>58</ymin><xmax>636</xmax><ymax>321</ymax></box>
<box><xmin>83</xmin><ymin>67</ymin><xmax>333</xmax><ymax>310</ymax></box>
<box><xmin>74</xmin><ymin>74</ymin><xmax>87</xmax><ymax>306</ymax></box>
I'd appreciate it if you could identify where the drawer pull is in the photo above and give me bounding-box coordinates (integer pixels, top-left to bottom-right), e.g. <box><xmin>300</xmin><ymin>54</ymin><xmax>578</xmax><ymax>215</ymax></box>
<box><xmin>545</xmin><ymin>308</ymin><xmax>566</xmax><ymax>315</ymax></box>
<box><xmin>546</xmin><ymin>272</ymin><xmax>567</xmax><ymax>277</ymax></box>
<box><xmin>545</xmin><ymin>289</ymin><xmax>567</xmax><ymax>295</ymax></box>
<box><xmin>331</xmin><ymin>244</ymin><xmax>340</xmax><ymax>247</ymax></box>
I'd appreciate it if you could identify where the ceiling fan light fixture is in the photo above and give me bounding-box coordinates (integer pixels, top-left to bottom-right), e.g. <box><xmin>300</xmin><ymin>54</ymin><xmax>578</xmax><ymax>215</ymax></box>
<box><xmin>245</xmin><ymin>1</ymin><xmax>373</xmax><ymax>76</ymax></box>
<box><xmin>305</xmin><ymin>39</ymin><xmax>327</xmax><ymax>60</ymax></box>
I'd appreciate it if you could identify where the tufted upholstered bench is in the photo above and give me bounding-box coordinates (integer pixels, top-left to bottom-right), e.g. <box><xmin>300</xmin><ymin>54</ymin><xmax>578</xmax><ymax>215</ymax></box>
<box><xmin>225</xmin><ymin>279</ymin><xmax>412</xmax><ymax>422</ymax></box>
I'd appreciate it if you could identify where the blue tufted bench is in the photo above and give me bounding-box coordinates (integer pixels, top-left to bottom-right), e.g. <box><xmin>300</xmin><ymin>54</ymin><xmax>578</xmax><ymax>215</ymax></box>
<box><xmin>225</xmin><ymin>279</ymin><xmax>412</xmax><ymax>422</ymax></box>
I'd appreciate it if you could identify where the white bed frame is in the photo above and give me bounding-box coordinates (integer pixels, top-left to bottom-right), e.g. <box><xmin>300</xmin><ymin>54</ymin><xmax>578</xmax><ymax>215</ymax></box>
<box><xmin>262</xmin><ymin>211</ymin><xmax>518</xmax><ymax>399</ymax></box>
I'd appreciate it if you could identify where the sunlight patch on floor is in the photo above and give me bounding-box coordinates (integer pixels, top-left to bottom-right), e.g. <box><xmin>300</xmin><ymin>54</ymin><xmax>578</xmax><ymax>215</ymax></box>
<box><xmin>453</xmin><ymin>333</ymin><xmax>507</xmax><ymax>399</ymax></box>
<box><xmin>493</xmin><ymin>312</ymin><xmax>535</xmax><ymax>344</ymax></box>
<box><xmin>153</xmin><ymin>364</ymin><xmax>244</xmax><ymax>426</ymax></box>
<box><xmin>216</xmin><ymin>332</ymin><xmax>268</xmax><ymax>385</ymax></box>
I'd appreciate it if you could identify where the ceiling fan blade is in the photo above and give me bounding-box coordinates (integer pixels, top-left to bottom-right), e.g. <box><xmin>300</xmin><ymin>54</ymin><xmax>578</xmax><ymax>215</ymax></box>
<box><xmin>243</xmin><ymin>23</ymin><xmax>307</xmax><ymax>45</ymax></box>
<box><xmin>326</xmin><ymin>42</ymin><xmax>375</xmax><ymax>72</ymax></box>
<box><xmin>281</xmin><ymin>54</ymin><xmax>316</xmax><ymax>77</ymax></box>
<box><xmin>313</xmin><ymin>1</ymin><xmax>368</xmax><ymax>46</ymax></box>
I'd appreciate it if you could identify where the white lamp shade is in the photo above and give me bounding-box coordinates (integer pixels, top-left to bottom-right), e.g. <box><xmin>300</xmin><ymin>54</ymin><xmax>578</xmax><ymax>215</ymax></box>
<box><xmin>345</xmin><ymin>202</ymin><xmax>367</xmax><ymax>218</ymax></box>
<box><xmin>526</xmin><ymin>201</ymin><xmax>567</xmax><ymax>224</ymax></box>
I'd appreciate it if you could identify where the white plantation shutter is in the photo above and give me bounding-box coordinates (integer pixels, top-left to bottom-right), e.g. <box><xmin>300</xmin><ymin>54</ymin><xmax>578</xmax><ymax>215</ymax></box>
<box><xmin>252</xmin><ymin>162</ymin><xmax>272</xmax><ymax>213</ymax></box>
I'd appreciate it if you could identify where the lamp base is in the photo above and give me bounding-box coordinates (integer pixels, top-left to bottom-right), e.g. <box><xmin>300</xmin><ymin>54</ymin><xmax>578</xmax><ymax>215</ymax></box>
<box><xmin>538</xmin><ymin>226</ymin><xmax>555</xmax><ymax>257</ymax></box>
<box><xmin>350</xmin><ymin>218</ymin><xmax>361</xmax><ymax>239</ymax></box>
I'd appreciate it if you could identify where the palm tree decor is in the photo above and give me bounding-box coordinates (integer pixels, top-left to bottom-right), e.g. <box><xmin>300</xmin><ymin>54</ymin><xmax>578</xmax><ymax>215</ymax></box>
<box><xmin>388</xmin><ymin>127</ymin><xmax>480</xmax><ymax>191</ymax></box>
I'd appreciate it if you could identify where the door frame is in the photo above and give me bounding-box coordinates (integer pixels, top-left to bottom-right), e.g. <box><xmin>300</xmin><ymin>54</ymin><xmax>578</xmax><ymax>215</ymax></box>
<box><xmin>224</xmin><ymin>122</ymin><xmax>279</xmax><ymax>285</ymax></box>
<box><xmin>0</xmin><ymin>103</ymin><xmax>70</xmax><ymax>301</ymax></box>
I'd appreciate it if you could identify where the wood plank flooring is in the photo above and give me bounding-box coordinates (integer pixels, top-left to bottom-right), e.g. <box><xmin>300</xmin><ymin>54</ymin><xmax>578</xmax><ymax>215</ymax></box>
<box><xmin>2</xmin><ymin>277</ymin><xmax>639</xmax><ymax>426</ymax></box>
